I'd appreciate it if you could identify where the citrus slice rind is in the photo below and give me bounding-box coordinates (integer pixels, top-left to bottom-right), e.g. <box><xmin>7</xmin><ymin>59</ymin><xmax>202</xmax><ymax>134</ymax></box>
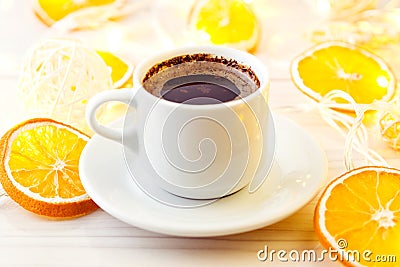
<box><xmin>314</xmin><ymin>166</ymin><xmax>400</xmax><ymax>266</ymax></box>
<box><xmin>291</xmin><ymin>41</ymin><xmax>397</xmax><ymax>110</ymax></box>
<box><xmin>0</xmin><ymin>118</ymin><xmax>98</xmax><ymax>218</ymax></box>
<box><xmin>188</xmin><ymin>0</ymin><xmax>260</xmax><ymax>53</ymax></box>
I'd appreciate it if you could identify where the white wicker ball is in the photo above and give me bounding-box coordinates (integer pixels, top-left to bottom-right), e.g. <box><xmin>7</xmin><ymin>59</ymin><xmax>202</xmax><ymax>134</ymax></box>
<box><xmin>18</xmin><ymin>38</ymin><xmax>113</xmax><ymax>134</ymax></box>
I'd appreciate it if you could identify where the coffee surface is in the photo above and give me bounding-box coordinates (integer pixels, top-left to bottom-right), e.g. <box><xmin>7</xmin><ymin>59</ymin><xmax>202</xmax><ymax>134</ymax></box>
<box><xmin>142</xmin><ymin>54</ymin><xmax>259</xmax><ymax>105</ymax></box>
<box><xmin>160</xmin><ymin>74</ymin><xmax>239</xmax><ymax>104</ymax></box>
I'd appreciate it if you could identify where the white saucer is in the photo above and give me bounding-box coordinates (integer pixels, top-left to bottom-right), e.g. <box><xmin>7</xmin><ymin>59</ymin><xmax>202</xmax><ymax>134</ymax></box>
<box><xmin>80</xmin><ymin>113</ymin><xmax>327</xmax><ymax>237</ymax></box>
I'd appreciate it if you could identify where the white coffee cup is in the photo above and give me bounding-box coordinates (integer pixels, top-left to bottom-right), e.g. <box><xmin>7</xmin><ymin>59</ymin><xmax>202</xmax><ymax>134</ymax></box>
<box><xmin>86</xmin><ymin>45</ymin><xmax>274</xmax><ymax>200</ymax></box>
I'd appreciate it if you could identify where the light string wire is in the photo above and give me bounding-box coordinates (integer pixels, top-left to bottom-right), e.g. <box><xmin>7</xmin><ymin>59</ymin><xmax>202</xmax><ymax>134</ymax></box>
<box><xmin>278</xmin><ymin>89</ymin><xmax>392</xmax><ymax>171</ymax></box>
<box><xmin>310</xmin><ymin>1</ymin><xmax>400</xmax><ymax>49</ymax></box>
<box><xmin>319</xmin><ymin>90</ymin><xmax>389</xmax><ymax>170</ymax></box>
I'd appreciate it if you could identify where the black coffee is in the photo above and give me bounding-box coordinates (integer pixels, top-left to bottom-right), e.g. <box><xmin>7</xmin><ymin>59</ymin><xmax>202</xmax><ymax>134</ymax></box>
<box><xmin>142</xmin><ymin>53</ymin><xmax>260</xmax><ymax>105</ymax></box>
<box><xmin>160</xmin><ymin>74</ymin><xmax>240</xmax><ymax>104</ymax></box>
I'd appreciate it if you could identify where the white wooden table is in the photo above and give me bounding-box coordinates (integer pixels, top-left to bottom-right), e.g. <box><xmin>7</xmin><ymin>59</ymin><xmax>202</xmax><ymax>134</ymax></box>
<box><xmin>1</xmin><ymin>1</ymin><xmax>399</xmax><ymax>266</ymax></box>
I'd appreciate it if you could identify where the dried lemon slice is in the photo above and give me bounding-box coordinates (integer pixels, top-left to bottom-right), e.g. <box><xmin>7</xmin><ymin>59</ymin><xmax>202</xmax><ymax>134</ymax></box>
<box><xmin>32</xmin><ymin>0</ymin><xmax>125</xmax><ymax>26</ymax></box>
<box><xmin>188</xmin><ymin>0</ymin><xmax>260</xmax><ymax>52</ymax></box>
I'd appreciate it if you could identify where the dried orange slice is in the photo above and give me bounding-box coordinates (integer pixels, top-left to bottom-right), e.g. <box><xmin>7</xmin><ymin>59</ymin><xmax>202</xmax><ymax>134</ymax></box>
<box><xmin>32</xmin><ymin>0</ymin><xmax>124</xmax><ymax>26</ymax></box>
<box><xmin>0</xmin><ymin>118</ymin><xmax>98</xmax><ymax>218</ymax></box>
<box><xmin>96</xmin><ymin>51</ymin><xmax>133</xmax><ymax>88</ymax></box>
<box><xmin>188</xmin><ymin>0</ymin><xmax>260</xmax><ymax>52</ymax></box>
<box><xmin>315</xmin><ymin>166</ymin><xmax>400</xmax><ymax>266</ymax></box>
<box><xmin>291</xmin><ymin>42</ymin><xmax>396</xmax><ymax>109</ymax></box>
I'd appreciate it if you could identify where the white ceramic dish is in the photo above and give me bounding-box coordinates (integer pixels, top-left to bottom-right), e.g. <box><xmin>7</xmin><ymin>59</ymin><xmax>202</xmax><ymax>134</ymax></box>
<box><xmin>80</xmin><ymin>113</ymin><xmax>327</xmax><ymax>237</ymax></box>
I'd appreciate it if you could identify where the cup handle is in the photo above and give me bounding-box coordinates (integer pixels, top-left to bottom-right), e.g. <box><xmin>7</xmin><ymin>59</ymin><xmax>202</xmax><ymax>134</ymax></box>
<box><xmin>86</xmin><ymin>88</ymin><xmax>135</xmax><ymax>143</ymax></box>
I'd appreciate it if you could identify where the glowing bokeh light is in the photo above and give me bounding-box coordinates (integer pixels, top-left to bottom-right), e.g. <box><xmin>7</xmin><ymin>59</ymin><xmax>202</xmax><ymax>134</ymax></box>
<box><xmin>377</xmin><ymin>75</ymin><xmax>389</xmax><ymax>88</ymax></box>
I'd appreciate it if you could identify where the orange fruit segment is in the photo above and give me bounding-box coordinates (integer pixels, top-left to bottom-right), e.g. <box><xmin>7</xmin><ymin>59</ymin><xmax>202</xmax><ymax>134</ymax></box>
<box><xmin>315</xmin><ymin>166</ymin><xmax>400</xmax><ymax>266</ymax></box>
<box><xmin>291</xmin><ymin>42</ymin><xmax>396</xmax><ymax>108</ymax></box>
<box><xmin>32</xmin><ymin>0</ymin><xmax>124</xmax><ymax>26</ymax></box>
<box><xmin>188</xmin><ymin>0</ymin><xmax>260</xmax><ymax>52</ymax></box>
<box><xmin>0</xmin><ymin>118</ymin><xmax>98</xmax><ymax>218</ymax></box>
<box><xmin>96</xmin><ymin>51</ymin><xmax>134</xmax><ymax>88</ymax></box>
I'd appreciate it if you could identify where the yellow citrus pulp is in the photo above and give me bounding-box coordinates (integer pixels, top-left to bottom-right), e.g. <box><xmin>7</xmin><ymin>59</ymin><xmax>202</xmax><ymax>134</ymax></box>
<box><xmin>291</xmin><ymin>42</ymin><xmax>396</xmax><ymax>109</ymax></box>
<box><xmin>32</xmin><ymin>0</ymin><xmax>125</xmax><ymax>26</ymax></box>
<box><xmin>0</xmin><ymin>118</ymin><xmax>97</xmax><ymax>218</ymax></box>
<box><xmin>189</xmin><ymin>0</ymin><xmax>260</xmax><ymax>52</ymax></box>
<box><xmin>315</xmin><ymin>166</ymin><xmax>400</xmax><ymax>266</ymax></box>
<box><xmin>97</xmin><ymin>51</ymin><xmax>134</xmax><ymax>88</ymax></box>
